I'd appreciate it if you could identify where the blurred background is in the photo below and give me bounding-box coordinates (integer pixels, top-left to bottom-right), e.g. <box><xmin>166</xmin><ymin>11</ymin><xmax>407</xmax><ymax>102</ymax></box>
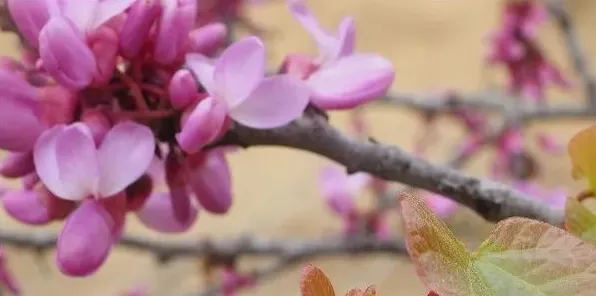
<box><xmin>1</xmin><ymin>0</ymin><xmax>595</xmax><ymax>295</ymax></box>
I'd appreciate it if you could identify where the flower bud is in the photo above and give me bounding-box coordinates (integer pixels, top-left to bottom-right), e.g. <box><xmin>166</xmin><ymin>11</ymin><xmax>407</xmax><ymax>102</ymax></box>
<box><xmin>154</xmin><ymin>0</ymin><xmax>197</xmax><ymax>65</ymax></box>
<box><xmin>188</xmin><ymin>22</ymin><xmax>228</xmax><ymax>56</ymax></box>
<box><xmin>7</xmin><ymin>0</ymin><xmax>51</xmax><ymax>47</ymax></box>
<box><xmin>168</xmin><ymin>69</ymin><xmax>198</xmax><ymax>109</ymax></box>
<box><xmin>136</xmin><ymin>192</ymin><xmax>198</xmax><ymax>233</ymax></box>
<box><xmin>0</xmin><ymin>97</ymin><xmax>44</xmax><ymax>152</ymax></box>
<box><xmin>88</xmin><ymin>26</ymin><xmax>119</xmax><ymax>87</ymax></box>
<box><xmin>56</xmin><ymin>199</ymin><xmax>113</xmax><ymax>276</ymax></box>
<box><xmin>176</xmin><ymin>97</ymin><xmax>228</xmax><ymax>154</ymax></box>
<box><xmin>38</xmin><ymin>17</ymin><xmax>97</xmax><ymax>90</ymax></box>
<box><xmin>0</xmin><ymin>152</ymin><xmax>35</xmax><ymax>178</ymax></box>
<box><xmin>187</xmin><ymin>151</ymin><xmax>233</xmax><ymax>214</ymax></box>
<box><xmin>119</xmin><ymin>0</ymin><xmax>161</xmax><ymax>58</ymax></box>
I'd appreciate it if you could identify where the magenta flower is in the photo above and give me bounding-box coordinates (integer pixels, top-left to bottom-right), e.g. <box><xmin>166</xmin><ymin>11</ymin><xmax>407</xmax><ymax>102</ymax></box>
<box><xmin>512</xmin><ymin>181</ymin><xmax>567</xmax><ymax>209</ymax></box>
<box><xmin>423</xmin><ymin>193</ymin><xmax>458</xmax><ymax>219</ymax></box>
<box><xmin>153</xmin><ymin>0</ymin><xmax>197</xmax><ymax>65</ymax></box>
<box><xmin>319</xmin><ymin>166</ymin><xmax>371</xmax><ymax>217</ymax></box>
<box><xmin>221</xmin><ymin>267</ymin><xmax>256</xmax><ymax>296</ymax></box>
<box><xmin>286</xmin><ymin>0</ymin><xmax>395</xmax><ymax>110</ymax></box>
<box><xmin>32</xmin><ymin>121</ymin><xmax>154</xmax><ymax>276</ymax></box>
<box><xmin>1</xmin><ymin>187</ymin><xmax>74</xmax><ymax>225</ymax></box>
<box><xmin>178</xmin><ymin>37</ymin><xmax>310</xmax><ymax>153</ymax></box>
<box><xmin>0</xmin><ymin>246</ymin><xmax>20</xmax><ymax>296</ymax></box>
<box><xmin>487</xmin><ymin>0</ymin><xmax>570</xmax><ymax>103</ymax></box>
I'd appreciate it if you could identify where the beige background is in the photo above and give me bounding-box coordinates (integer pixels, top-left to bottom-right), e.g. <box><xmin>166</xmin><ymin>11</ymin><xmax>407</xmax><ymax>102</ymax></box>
<box><xmin>1</xmin><ymin>0</ymin><xmax>595</xmax><ymax>295</ymax></box>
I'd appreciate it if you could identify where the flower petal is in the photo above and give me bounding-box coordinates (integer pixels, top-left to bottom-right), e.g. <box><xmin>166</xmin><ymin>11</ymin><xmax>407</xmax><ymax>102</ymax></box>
<box><xmin>424</xmin><ymin>193</ymin><xmax>458</xmax><ymax>219</ymax></box>
<box><xmin>287</xmin><ymin>0</ymin><xmax>337</xmax><ymax>60</ymax></box>
<box><xmin>56</xmin><ymin>199</ymin><xmax>113</xmax><ymax>277</ymax></box>
<box><xmin>185</xmin><ymin>53</ymin><xmax>216</xmax><ymax>95</ymax></box>
<box><xmin>188</xmin><ymin>151</ymin><xmax>233</xmax><ymax>214</ymax></box>
<box><xmin>55</xmin><ymin>0</ymin><xmax>99</xmax><ymax>31</ymax></box>
<box><xmin>91</xmin><ymin>0</ymin><xmax>137</xmax><ymax>29</ymax></box>
<box><xmin>214</xmin><ymin>36</ymin><xmax>266</xmax><ymax>107</ymax></box>
<box><xmin>228</xmin><ymin>75</ymin><xmax>309</xmax><ymax>128</ymax></box>
<box><xmin>176</xmin><ymin>97</ymin><xmax>228</xmax><ymax>154</ymax></box>
<box><xmin>136</xmin><ymin>192</ymin><xmax>198</xmax><ymax>233</ymax></box>
<box><xmin>188</xmin><ymin>22</ymin><xmax>228</xmax><ymax>56</ymax></box>
<box><xmin>1</xmin><ymin>190</ymin><xmax>52</xmax><ymax>225</ymax></box>
<box><xmin>307</xmin><ymin>54</ymin><xmax>395</xmax><ymax>110</ymax></box>
<box><xmin>34</xmin><ymin>124</ymin><xmax>99</xmax><ymax>201</ymax></box>
<box><xmin>39</xmin><ymin>17</ymin><xmax>97</xmax><ymax>90</ymax></box>
<box><xmin>0</xmin><ymin>97</ymin><xmax>44</xmax><ymax>152</ymax></box>
<box><xmin>319</xmin><ymin>166</ymin><xmax>356</xmax><ymax>216</ymax></box>
<box><xmin>335</xmin><ymin>17</ymin><xmax>356</xmax><ymax>59</ymax></box>
<box><xmin>97</xmin><ymin>122</ymin><xmax>155</xmax><ymax>197</ymax></box>
<box><xmin>0</xmin><ymin>152</ymin><xmax>35</xmax><ymax>178</ymax></box>
<box><xmin>7</xmin><ymin>0</ymin><xmax>52</xmax><ymax>47</ymax></box>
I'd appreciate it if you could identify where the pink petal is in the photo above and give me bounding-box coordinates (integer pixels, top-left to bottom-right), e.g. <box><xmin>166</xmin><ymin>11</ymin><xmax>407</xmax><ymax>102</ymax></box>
<box><xmin>424</xmin><ymin>193</ymin><xmax>458</xmax><ymax>219</ymax></box>
<box><xmin>214</xmin><ymin>37</ymin><xmax>266</xmax><ymax>107</ymax></box>
<box><xmin>54</xmin><ymin>0</ymin><xmax>98</xmax><ymax>30</ymax></box>
<box><xmin>136</xmin><ymin>192</ymin><xmax>198</xmax><ymax>233</ymax></box>
<box><xmin>119</xmin><ymin>0</ymin><xmax>161</xmax><ymax>58</ymax></box>
<box><xmin>1</xmin><ymin>190</ymin><xmax>52</xmax><ymax>225</ymax></box>
<box><xmin>7</xmin><ymin>0</ymin><xmax>51</xmax><ymax>47</ymax></box>
<box><xmin>319</xmin><ymin>166</ymin><xmax>356</xmax><ymax>216</ymax></box>
<box><xmin>91</xmin><ymin>0</ymin><xmax>137</xmax><ymax>30</ymax></box>
<box><xmin>287</xmin><ymin>0</ymin><xmax>337</xmax><ymax>60</ymax></box>
<box><xmin>185</xmin><ymin>53</ymin><xmax>216</xmax><ymax>95</ymax></box>
<box><xmin>96</xmin><ymin>122</ymin><xmax>155</xmax><ymax>197</ymax></box>
<box><xmin>536</xmin><ymin>133</ymin><xmax>564</xmax><ymax>155</ymax></box>
<box><xmin>56</xmin><ymin>199</ymin><xmax>113</xmax><ymax>277</ymax></box>
<box><xmin>188</xmin><ymin>151</ymin><xmax>233</xmax><ymax>214</ymax></box>
<box><xmin>335</xmin><ymin>17</ymin><xmax>356</xmax><ymax>59</ymax></box>
<box><xmin>39</xmin><ymin>17</ymin><xmax>97</xmax><ymax>90</ymax></box>
<box><xmin>307</xmin><ymin>54</ymin><xmax>395</xmax><ymax>110</ymax></box>
<box><xmin>228</xmin><ymin>75</ymin><xmax>310</xmax><ymax>128</ymax></box>
<box><xmin>0</xmin><ymin>152</ymin><xmax>35</xmax><ymax>178</ymax></box>
<box><xmin>176</xmin><ymin>97</ymin><xmax>228</xmax><ymax>153</ymax></box>
<box><xmin>100</xmin><ymin>192</ymin><xmax>128</xmax><ymax>240</ymax></box>
<box><xmin>0</xmin><ymin>97</ymin><xmax>44</xmax><ymax>152</ymax></box>
<box><xmin>153</xmin><ymin>0</ymin><xmax>197</xmax><ymax>65</ymax></box>
<box><xmin>87</xmin><ymin>26</ymin><xmax>119</xmax><ymax>86</ymax></box>
<box><xmin>33</xmin><ymin>124</ymin><xmax>99</xmax><ymax>201</ymax></box>
<box><xmin>168</xmin><ymin>69</ymin><xmax>199</xmax><ymax>110</ymax></box>
<box><xmin>188</xmin><ymin>22</ymin><xmax>228</xmax><ymax>56</ymax></box>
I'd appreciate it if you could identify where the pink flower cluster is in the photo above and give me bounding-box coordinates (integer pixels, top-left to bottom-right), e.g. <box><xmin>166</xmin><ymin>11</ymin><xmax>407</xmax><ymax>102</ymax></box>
<box><xmin>0</xmin><ymin>0</ymin><xmax>395</xmax><ymax>277</ymax></box>
<box><xmin>318</xmin><ymin>166</ymin><xmax>391</xmax><ymax>240</ymax></box>
<box><xmin>487</xmin><ymin>0</ymin><xmax>570</xmax><ymax>103</ymax></box>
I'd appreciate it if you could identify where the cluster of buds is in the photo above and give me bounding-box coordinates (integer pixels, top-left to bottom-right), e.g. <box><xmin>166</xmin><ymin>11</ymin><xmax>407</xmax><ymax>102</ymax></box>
<box><xmin>0</xmin><ymin>0</ymin><xmax>395</xmax><ymax>277</ymax></box>
<box><xmin>487</xmin><ymin>0</ymin><xmax>570</xmax><ymax>103</ymax></box>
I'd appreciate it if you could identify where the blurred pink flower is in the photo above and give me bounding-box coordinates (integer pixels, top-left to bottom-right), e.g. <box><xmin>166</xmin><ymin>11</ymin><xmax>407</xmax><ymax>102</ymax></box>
<box><xmin>0</xmin><ymin>246</ymin><xmax>21</xmax><ymax>295</ymax></box>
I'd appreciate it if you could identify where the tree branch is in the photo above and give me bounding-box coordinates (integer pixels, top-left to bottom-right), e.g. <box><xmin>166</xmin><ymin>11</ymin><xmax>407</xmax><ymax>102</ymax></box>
<box><xmin>0</xmin><ymin>229</ymin><xmax>406</xmax><ymax>261</ymax></box>
<box><xmin>217</xmin><ymin>114</ymin><xmax>563</xmax><ymax>225</ymax></box>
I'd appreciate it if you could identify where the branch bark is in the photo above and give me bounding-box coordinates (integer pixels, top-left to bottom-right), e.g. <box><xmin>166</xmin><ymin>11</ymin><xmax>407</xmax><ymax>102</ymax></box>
<box><xmin>218</xmin><ymin>114</ymin><xmax>564</xmax><ymax>225</ymax></box>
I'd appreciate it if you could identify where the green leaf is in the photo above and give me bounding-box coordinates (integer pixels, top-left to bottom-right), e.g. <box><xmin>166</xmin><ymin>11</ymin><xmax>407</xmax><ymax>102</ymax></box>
<box><xmin>565</xmin><ymin>197</ymin><xmax>596</xmax><ymax>245</ymax></box>
<box><xmin>400</xmin><ymin>191</ymin><xmax>596</xmax><ymax>296</ymax></box>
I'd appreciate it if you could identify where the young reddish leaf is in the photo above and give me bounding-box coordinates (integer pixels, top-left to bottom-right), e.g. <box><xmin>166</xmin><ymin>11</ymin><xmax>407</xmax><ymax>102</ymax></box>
<box><xmin>401</xmin><ymin>191</ymin><xmax>596</xmax><ymax>296</ymax></box>
<box><xmin>427</xmin><ymin>292</ymin><xmax>439</xmax><ymax>296</ymax></box>
<box><xmin>565</xmin><ymin>197</ymin><xmax>596</xmax><ymax>244</ymax></box>
<box><xmin>472</xmin><ymin>217</ymin><xmax>596</xmax><ymax>295</ymax></box>
<box><xmin>568</xmin><ymin>125</ymin><xmax>596</xmax><ymax>190</ymax></box>
<box><xmin>344</xmin><ymin>285</ymin><xmax>376</xmax><ymax>296</ymax></box>
<box><xmin>300</xmin><ymin>264</ymin><xmax>336</xmax><ymax>296</ymax></box>
<box><xmin>399</xmin><ymin>191</ymin><xmax>479</xmax><ymax>295</ymax></box>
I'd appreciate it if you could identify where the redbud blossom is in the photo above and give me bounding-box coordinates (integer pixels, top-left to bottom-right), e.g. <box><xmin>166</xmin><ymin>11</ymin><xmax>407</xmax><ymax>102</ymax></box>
<box><xmin>1</xmin><ymin>187</ymin><xmax>74</xmax><ymax>225</ymax></box>
<box><xmin>178</xmin><ymin>37</ymin><xmax>310</xmax><ymax>152</ymax></box>
<box><xmin>6</xmin><ymin>0</ymin><xmax>51</xmax><ymax>47</ymax></box>
<box><xmin>288</xmin><ymin>0</ymin><xmax>395</xmax><ymax>110</ymax></box>
<box><xmin>0</xmin><ymin>152</ymin><xmax>34</xmax><ymax>178</ymax></box>
<box><xmin>168</xmin><ymin>69</ymin><xmax>199</xmax><ymax>110</ymax></box>
<box><xmin>423</xmin><ymin>193</ymin><xmax>458</xmax><ymax>219</ymax></box>
<box><xmin>0</xmin><ymin>97</ymin><xmax>44</xmax><ymax>152</ymax></box>
<box><xmin>319</xmin><ymin>166</ymin><xmax>370</xmax><ymax>216</ymax></box>
<box><xmin>221</xmin><ymin>267</ymin><xmax>256</xmax><ymax>296</ymax></box>
<box><xmin>154</xmin><ymin>0</ymin><xmax>197</xmax><ymax>65</ymax></box>
<box><xmin>187</xmin><ymin>150</ymin><xmax>233</xmax><ymax>214</ymax></box>
<box><xmin>136</xmin><ymin>192</ymin><xmax>199</xmax><ymax>233</ymax></box>
<box><xmin>34</xmin><ymin>122</ymin><xmax>155</xmax><ymax>200</ymax></box>
<box><xmin>119</xmin><ymin>0</ymin><xmax>161</xmax><ymax>59</ymax></box>
<box><xmin>512</xmin><ymin>181</ymin><xmax>567</xmax><ymax>209</ymax></box>
<box><xmin>188</xmin><ymin>22</ymin><xmax>228</xmax><ymax>56</ymax></box>
<box><xmin>0</xmin><ymin>246</ymin><xmax>20</xmax><ymax>296</ymax></box>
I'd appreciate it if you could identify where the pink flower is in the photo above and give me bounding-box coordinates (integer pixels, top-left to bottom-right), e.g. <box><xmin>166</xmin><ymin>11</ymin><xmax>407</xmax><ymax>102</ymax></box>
<box><xmin>9</xmin><ymin>0</ymin><xmax>136</xmax><ymax>89</ymax></box>
<box><xmin>1</xmin><ymin>187</ymin><xmax>75</xmax><ymax>225</ymax></box>
<box><xmin>178</xmin><ymin>36</ymin><xmax>310</xmax><ymax>153</ymax></box>
<box><xmin>512</xmin><ymin>181</ymin><xmax>567</xmax><ymax>209</ymax></box>
<box><xmin>188</xmin><ymin>22</ymin><xmax>229</xmax><ymax>56</ymax></box>
<box><xmin>153</xmin><ymin>0</ymin><xmax>197</xmax><ymax>65</ymax></box>
<box><xmin>487</xmin><ymin>0</ymin><xmax>570</xmax><ymax>103</ymax></box>
<box><xmin>119</xmin><ymin>0</ymin><xmax>161</xmax><ymax>59</ymax></box>
<box><xmin>32</xmin><ymin>121</ymin><xmax>155</xmax><ymax>276</ymax></box>
<box><xmin>221</xmin><ymin>267</ymin><xmax>256</xmax><ymax>296</ymax></box>
<box><xmin>423</xmin><ymin>193</ymin><xmax>458</xmax><ymax>219</ymax></box>
<box><xmin>0</xmin><ymin>246</ymin><xmax>20</xmax><ymax>296</ymax></box>
<box><xmin>319</xmin><ymin>166</ymin><xmax>371</xmax><ymax>217</ymax></box>
<box><xmin>286</xmin><ymin>0</ymin><xmax>395</xmax><ymax>110</ymax></box>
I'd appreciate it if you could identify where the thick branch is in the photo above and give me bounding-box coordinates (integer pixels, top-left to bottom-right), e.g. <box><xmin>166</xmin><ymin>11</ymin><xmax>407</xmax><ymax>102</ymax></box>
<box><xmin>220</xmin><ymin>115</ymin><xmax>563</xmax><ymax>225</ymax></box>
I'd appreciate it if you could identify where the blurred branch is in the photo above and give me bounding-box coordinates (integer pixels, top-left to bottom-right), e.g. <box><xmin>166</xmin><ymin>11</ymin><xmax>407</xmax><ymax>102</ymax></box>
<box><xmin>0</xmin><ymin>229</ymin><xmax>406</xmax><ymax>261</ymax></box>
<box><xmin>546</xmin><ymin>0</ymin><xmax>596</xmax><ymax>106</ymax></box>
